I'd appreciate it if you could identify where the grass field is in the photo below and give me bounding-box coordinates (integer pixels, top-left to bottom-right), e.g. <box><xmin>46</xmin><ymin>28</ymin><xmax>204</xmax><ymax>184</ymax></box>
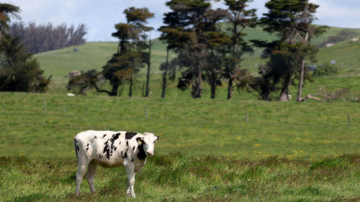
<box><xmin>2</xmin><ymin>25</ymin><xmax>360</xmax><ymax>201</ymax></box>
<box><xmin>1</xmin><ymin>91</ymin><xmax>360</xmax><ymax>201</ymax></box>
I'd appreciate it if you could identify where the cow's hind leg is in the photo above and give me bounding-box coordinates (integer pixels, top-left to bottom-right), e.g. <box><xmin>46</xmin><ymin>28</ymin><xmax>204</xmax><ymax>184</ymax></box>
<box><xmin>87</xmin><ymin>160</ymin><xmax>97</xmax><ymax>193</ymax></box>
<box><xmin>75</xmin><ymin>158</ymin><xmax>89</xmax><ymax>195</ymax></box>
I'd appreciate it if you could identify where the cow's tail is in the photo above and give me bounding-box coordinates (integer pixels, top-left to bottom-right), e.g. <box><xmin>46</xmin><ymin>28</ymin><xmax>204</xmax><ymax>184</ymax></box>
<box><xmin>74</xmin><ymin>138</ymin><xmax>79</xmax><ymax>163</ymax></box>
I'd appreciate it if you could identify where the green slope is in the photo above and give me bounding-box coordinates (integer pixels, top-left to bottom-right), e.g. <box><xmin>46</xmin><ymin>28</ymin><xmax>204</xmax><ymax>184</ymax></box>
<box><xmin>34</xmin><ymin>26</ymin><xmax>360</xmax><ymax>80</ymax></box>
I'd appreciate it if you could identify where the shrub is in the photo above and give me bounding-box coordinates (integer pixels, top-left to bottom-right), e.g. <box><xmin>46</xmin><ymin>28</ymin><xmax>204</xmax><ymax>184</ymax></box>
<box><xmin>312</xmin><ymin>63</ymin><xmax>338</xmax><ymax>77</ymax></box>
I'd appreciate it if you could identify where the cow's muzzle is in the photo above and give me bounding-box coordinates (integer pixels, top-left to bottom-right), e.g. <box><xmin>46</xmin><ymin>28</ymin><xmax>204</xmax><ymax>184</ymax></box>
<box><xmin>147</xmin><ymin>151</ymin><xmax>153</xmax><ymax>156</ymax></box>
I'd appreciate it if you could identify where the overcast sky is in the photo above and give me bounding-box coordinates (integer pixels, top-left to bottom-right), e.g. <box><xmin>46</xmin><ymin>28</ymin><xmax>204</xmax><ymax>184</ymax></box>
<box><xmin>8</xmin><ymin>0</ymin><xmax>360</xmax><ymax>42</ymax></box>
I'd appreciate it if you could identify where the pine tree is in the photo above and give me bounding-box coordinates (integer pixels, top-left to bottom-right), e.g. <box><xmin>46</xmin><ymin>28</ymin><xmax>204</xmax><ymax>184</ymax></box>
<box><xmin>0</xmin><ymin>3</ymin><xmax>51</xmax><ymax>93</ymax></box>
<box><xmin>252</xmin><ymin>0</ymin><xmax>327</xmax><ymax>101</ymax></box>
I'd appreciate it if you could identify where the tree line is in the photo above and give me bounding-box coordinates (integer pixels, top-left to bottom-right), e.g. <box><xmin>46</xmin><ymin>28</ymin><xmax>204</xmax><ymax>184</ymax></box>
<box><xmin>68</xmin><ymin>0</ymin><xmax>328</xmax><ymax>102</ymax></box>
<box><xmin>8</xmin><ymin>22</ymin><xmax>87</xmax><ymax>54</ymax></box>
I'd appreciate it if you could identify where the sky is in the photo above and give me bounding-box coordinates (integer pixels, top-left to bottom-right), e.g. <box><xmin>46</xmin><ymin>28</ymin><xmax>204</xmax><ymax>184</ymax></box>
<box><xmin>8</xmin><ymin>0</ymin><xmax>360</xmax><ymax>42</ymax></box>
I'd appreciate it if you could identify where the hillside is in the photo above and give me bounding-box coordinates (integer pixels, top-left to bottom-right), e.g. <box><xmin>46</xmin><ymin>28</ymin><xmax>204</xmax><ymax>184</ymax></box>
<box><xmin>34</xmin><ymin>26</ymin><xmax>360</xmax><ymax>80</ymax></box>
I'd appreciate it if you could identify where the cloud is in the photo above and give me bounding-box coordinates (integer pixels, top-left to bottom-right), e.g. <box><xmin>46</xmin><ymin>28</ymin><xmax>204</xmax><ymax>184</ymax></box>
<box><xmin>309</xmin><ymin>0</ymin><xmax>360</xmax><ymax>28</ymax></box>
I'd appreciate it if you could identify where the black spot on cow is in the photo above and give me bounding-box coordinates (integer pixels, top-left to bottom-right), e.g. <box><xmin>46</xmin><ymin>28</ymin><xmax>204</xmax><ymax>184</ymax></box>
<box><xmin>137</xmin><ymin>144</ymin><xmax>147</xmax><ymax>160</ymax></box>
<box><xmin>103</xmin><ymin>134</ymin><xmax>107</xmax><ymax>138</ymax></box>
<box><xmin>125</xmin><ymin>132</ymin><xmax>137</xmax><ymax>139</ymax></box>
<box><xmin>87</xmin><ymin>143</ymin><xmax>89</xmax><ymax>146</ymax></box>
<box><xmin>99</xmin><ymin>154</ymin><xmax>103</xmax><ymax>159</ymax></box>
<box><xmin>102</xmin><ymin>141</ymin><xmax>111</xmax><ymax>160</ymax></box>
<box><xmin>126</xmin><ymin>141</ymin><xmax>128</xmax><ymax>146</ymax></box>
<box><xmin>124</xmin><ymin>152</ymin><xmax>128</xmax><ymax>159</ymax></box>
<box><xmin>94</xmin><ymin>136</ymin><xmax>97</xmax><ymax>139</ymax></box>
<box><xmin>101</xmin><ymin>133</ymin><xmax>121</xmax><ymax>160</ymax></box>
<box><xmin>119</xmin><ymin>141</ymin><xmax>121</xmax><ymax>145</ymax></box>
<box><xmin>131</xmin><ymin>159</ymin><xmax>134</xmax><ymax>162</ymax></box>
<box><xmin>121</xmin><ymin>151</ymin><xmax>123</xmax><ymax>155</ymax></box>
<box><xmin>133</xmin><ymin>146</ymin><xmax>135</xmax><ymax>151</ymax></box>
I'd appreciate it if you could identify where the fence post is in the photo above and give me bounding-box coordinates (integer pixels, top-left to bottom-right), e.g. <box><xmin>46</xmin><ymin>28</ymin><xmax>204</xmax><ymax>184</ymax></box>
<box><xmin>245</xmin><ymin>111</ymin><xmax>248</xmax><ymax>123</ymax></box>
<box><xmin>145</xmin><ymin>106</ymin><xmax>147</xmax><ymax>118</ymax></box>
<box><xmin>44</xmin><ymin>100</ymin><xmax>46</xmax><ymax>113</ymax></box>
<box><xmin>348</xmin><ymin>114</ymin><xmax>350</xmax><ymax>126</ymax></box>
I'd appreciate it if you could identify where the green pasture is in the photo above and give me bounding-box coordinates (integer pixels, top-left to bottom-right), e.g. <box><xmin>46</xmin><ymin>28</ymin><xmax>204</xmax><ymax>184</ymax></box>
<box><xmin>1</xmin><ymin>91</ymin><xmax>360</xmax><ymax>201</ymax></box>
<box><xmin>1</xmin><ymin>91</ymin><xmax>360</xmax><ymax>159</ymax></box>
<box><xmin>2</xmin><ymin>25</ymin><xmax>360</xmax><ymax>201</ymax></box>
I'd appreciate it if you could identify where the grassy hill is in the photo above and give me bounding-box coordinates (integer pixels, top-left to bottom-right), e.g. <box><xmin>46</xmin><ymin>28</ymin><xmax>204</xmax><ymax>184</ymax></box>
<box><xmin>34</xmin><ymin>26</ymin><xmax>360</xmax><ymax>79</ymax></box>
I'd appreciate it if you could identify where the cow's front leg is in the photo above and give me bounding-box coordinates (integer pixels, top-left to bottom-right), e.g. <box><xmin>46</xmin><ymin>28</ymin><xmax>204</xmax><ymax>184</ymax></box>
<box><xmin>124</xmin><ymin>163</ymin><xmax>136</xmax><ymax>198</ymax></box>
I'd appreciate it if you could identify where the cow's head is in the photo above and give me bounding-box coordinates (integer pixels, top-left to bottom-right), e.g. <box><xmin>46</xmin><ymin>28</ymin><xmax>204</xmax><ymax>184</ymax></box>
<box><xmin>137</xmin><ymin>132</ymin><xmax>159</xmax><ymax>157</ymax></box>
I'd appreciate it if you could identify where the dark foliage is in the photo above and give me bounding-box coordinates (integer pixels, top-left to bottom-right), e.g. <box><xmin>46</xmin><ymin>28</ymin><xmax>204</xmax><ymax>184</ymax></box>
<box><xmin>0</xmin><ymin>34</ymin><xmax>51</xmax><ymax>92</ymax></box>
<box><xmin>0</xmin><ymin>4</ymin><xmax>51</xmax><ymax>92</ymax></box>
<box><xmin>8</xmin><ymin>22</ymin><xmax>87</xmax><ymax>54</ymax></box>
<box><xmin>67</xmin><ymin>70</ymin><xmax>103</xmax><ymax>95</ymax></box>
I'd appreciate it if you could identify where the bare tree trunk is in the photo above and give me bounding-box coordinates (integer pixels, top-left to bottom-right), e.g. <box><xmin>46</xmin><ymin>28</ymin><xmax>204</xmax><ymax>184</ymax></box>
<box><xmin>193</xmin><ymin>65</ymin><xmax>202</xmax><ymax>98</ymax></box>
<box><xmin>210</xmin><ymin>71</ymin><xmax>216</xmax><ymax>99</ymax></box>
<box><xmin>129</xmin><ymin>74</ymin><xmax>133</xmax><ymax>97</ymax></box>
<box><xmin>296</xmin><ymin>32</ymin><xmax>308</xmax><ymax>102</ymax></box>
<box><xmin>279</xmin><ymin>71</ymin><xmax>293</xmax><ymax>101</ymax></box>
<box><xmin>296</xmin><ymin>59</ymin><xmax>305</xmax><ymax>102</ymax></box>
<box><xmin>145</xmin><ymin>36</ymin><xmax>152</xmax><ymax>97</ymax></box>
<box><xmin>161</xmin><ymin>49</ymin><xmax>169</xmax><ymax>98</ymax></box>
<box><xmin>227</xmin><ymin>78</ymin><xmax>233</xmax><ymax>100</ymax></box>
<box><xmin>111</xmin><ymin>85</ymin><xmax>119</xmax><ymax>96</ymax></box>
<box><xmin>95</xmin><ymin>84</ymin><xmax>118</xmax><ymax>96</ymax></box>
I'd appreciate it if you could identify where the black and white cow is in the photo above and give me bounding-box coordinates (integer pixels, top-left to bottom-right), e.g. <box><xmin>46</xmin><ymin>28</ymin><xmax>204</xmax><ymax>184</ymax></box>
<box><xmin>73</xmin><ymin>130</ymin><xmax>159</xmax><ymax>197</ymax></box>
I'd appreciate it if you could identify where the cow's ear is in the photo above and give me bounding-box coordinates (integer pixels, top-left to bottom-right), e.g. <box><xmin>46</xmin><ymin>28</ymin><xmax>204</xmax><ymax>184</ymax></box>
<box><xmin>136</xmin><ymin>137</ymin><xmax>144</xmax><ymax>145</ymax></box>
<box><xmin>156</xmin><ymin>136</ymin><xmax>159</xmax><ymax>141</ymax></box>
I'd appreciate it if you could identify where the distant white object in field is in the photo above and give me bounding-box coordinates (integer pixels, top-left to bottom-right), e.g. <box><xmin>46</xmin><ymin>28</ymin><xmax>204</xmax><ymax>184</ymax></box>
<box><xmin>331</xmin><ymin>60</ymin><xmax>336</xmax><ymax>65</ymax></box>
<box><xmin>288</xmin><ymin>95</ymin><xmax>292</xmax><ymax>100</ymax></box>
<box><xmin>350</xmin><ymin>38</ymin><xmax>358</xmax><ymax>43</ymax></box>
<box><xmin>67</xmin><ymin>93</ymin><xmax>75</xmax><ymax>96</ymax></box>
<box><xmin>326</xmin><ymin>43</ymin><xmax>334</xmax><ymax>48</ymax></box>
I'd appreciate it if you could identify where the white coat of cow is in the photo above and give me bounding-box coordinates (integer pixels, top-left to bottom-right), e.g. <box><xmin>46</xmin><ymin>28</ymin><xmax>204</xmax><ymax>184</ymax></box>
<box><xmin>73</xmin><ymin>130</ymin><xmax>159</xmax><ymax>197</ymax></box>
